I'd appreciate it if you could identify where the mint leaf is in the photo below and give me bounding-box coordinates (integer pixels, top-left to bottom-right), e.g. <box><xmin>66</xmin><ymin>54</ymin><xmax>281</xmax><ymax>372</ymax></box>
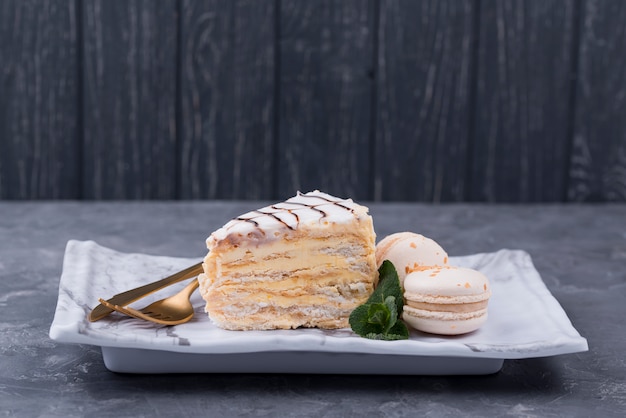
<box><xmin>387</xmin><ymin>321</ymin><xmax>410</xmax><ymax>339</ymax></box>
<box><xmin>383</xmin><ymin>295</ymin><xmax>398</xmax><ymax>333</ymax></box>
<box><xmin>364</xmin><ymin>331</ymin><xmax>408</xmax><ymax>341</ymax></box>
<box><xmin>349</xmin><ymin>261</ymin><xmax>409</xmax><ymax>340</ymax></box>
<box><xmin>362</xmin><ymin>318</ymin><xmax>409</xmax><ymax>341</ymax></box>
<box><xmin>367</xmin><ymin>302</ymin><xmax>391</xmax><ymax>329</ymax></box>
<box><xmin>370</xmin><ymin>261</ymin><xmax>404</xmax><ymax>314</ymax></box>
<box><xmin>349</xmin><ymin>304</ymin><xmax>380</xmax><ymax>336</ymax></box>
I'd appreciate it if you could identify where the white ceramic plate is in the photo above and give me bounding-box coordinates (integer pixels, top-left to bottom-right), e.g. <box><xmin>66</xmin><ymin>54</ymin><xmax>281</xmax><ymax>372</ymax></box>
<box><xmin>50</xmin><ymin>240</ymin><xmax>588</xmax><ymax>374</ymax></box>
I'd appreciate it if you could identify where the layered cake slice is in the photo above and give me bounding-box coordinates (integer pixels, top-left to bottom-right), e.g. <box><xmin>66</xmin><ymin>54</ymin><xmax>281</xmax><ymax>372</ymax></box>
<box><xmin>199</xmin><ymin>190</ymin><xmax>378</xmax><ymax>330</ymax></box>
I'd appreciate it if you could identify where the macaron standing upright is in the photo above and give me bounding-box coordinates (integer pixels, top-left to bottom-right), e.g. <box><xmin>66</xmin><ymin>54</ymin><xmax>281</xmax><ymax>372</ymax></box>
<box><xmin>402</xmin><ymin>265</ymin><xmax>491</xmax><ymax>335</ymax></box>
<box><xmin>375</xmin><ymin>232</ymin><xmax>449</xmax><ymax>286</ymax></box>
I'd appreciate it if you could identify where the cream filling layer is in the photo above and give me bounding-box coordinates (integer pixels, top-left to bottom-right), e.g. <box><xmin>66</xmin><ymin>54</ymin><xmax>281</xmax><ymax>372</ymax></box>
<box><xmin>210</xmin><ymin>229</ymin><xmax>374</xmax><ymax>261</ymax></box>
<box><xmin>403</xmin><ymin>291</ymin><xmax>491</xmax><ymax>304</ymax></box>
<box><xmin>405</xmin><ymin>299</ymin><xmax>489</xmax><ymax>313</ymax></box>
<box><xmin>207</xmin><ymin>286</ymin><xmax>370</xmax><ymax>308</ymax></box>
<box><xmin>211</xmin><ymin>276</ymin><xmax>374</xmax><ymax>296</ymax></box>
<box><xmin>214</xmin><ymin>251</ymin><xmax>363</xmax><ymax>278</ymax></box>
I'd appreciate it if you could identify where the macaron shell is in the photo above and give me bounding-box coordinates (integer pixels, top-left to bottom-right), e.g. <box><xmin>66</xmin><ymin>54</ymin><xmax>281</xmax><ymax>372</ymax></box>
<box><xmin>403</xmin><ymin>266</ymin><xmax>491</xmax><ymax>299</ymax></box>
<box><xmin>402</xmin><ymin>306</ymin><xmax>488</xmax><ymax>335</ymax></box>
<box><xmin>375</xmin><ymin>232</ymin><xmax>449</xmax><ymax>284</ymax></box>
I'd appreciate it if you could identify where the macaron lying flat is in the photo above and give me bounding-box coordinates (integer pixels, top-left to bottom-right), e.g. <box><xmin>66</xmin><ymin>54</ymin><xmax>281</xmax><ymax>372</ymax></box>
<box><xmin>402</xmin><ymin>266</ymin><xmax>491</xmax><ymax>335</ymax></box>
<box><xmin>376</xmin><ymin>232</ymin><xmax>449</xmax><ymax>285</ymax></box>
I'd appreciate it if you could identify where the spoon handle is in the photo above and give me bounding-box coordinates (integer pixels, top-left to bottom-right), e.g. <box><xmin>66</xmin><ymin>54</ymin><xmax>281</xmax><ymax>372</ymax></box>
<box><xmin>88</xmin><ymin>262</ymin><xmax>203</xmax><ymax>322</ymax></box>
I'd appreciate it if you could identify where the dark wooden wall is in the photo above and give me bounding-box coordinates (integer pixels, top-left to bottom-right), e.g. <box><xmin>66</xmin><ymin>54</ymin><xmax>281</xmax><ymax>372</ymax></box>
<box><xmin>1</xmin><ymin>0</ymin><xmax>625</xmax><ymax>202</ymax></box>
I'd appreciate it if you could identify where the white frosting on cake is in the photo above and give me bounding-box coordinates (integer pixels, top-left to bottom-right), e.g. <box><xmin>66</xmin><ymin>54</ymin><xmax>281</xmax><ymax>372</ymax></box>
<box><xmin>207</xmin><ymin>190</ymin><xmax>370</xmax><ymax>247</ymax></box>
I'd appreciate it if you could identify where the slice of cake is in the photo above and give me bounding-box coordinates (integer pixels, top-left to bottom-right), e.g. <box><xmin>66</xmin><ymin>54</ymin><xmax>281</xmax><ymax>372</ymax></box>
<box><xmin>199</xmin><ymin>190</ymin><xmax>378</xmax><ymax>330</ymax></box>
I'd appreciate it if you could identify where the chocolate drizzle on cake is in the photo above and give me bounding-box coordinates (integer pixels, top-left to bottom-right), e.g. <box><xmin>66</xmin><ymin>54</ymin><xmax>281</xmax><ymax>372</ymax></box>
<box><xmin>257</xmin><ymin>209</ymin><xmax>296</xmax><ymax>230</ymax></box>
<box><xmin>277</xmin><ymin>205</ymin><xmax>300</xmax><ymax>223</ymax></box>
<box><xmin>293</xmin><ymin>191</ymin><xmax>357</xmax><ymax>215</ymax></box>
<box><xmin>212</xmin><ymin>191</ymin><xmax>363</xmax><ymax>245</ymax></box>
<box><xmin>281</xmin><ymin>201</ymin><xmax>327</xmax><ymax>217</ymax></box>
<box><xmin>236</xmin><ymin>216</ymin><xmax>259</xmax><ymax>226</ymax></box>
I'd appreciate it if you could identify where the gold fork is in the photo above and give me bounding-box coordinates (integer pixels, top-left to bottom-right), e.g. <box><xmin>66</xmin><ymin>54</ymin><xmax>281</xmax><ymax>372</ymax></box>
<box><xmin>89</xmin><ymin>262</ymin><xmax>203</xmax><ymax>322</ymax></box>
<box><xmin>98</xmin><ymin>278</ymin><xmax>200</xmax><ymax>325</ymax></box>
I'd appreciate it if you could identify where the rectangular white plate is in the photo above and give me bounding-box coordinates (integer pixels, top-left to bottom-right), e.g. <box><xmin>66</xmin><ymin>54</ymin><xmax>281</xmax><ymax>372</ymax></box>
<box><xmin>50</xmin><ymin>240</ymin><xmax>587</xmax><ymax>374</ymax></box>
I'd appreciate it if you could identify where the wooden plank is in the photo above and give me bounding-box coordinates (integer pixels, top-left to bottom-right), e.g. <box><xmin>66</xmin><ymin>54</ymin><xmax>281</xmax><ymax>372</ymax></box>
<box><xmin>569</xmin><ymin>0</ymin><xmax>626</xmax><ymax>202</ymax></box>
<box><xmin>278</xmin><ymin>0</ymin><xmax>374</xmax><ymax>201</ymax></box>
<box><xmin>82</xmin><ymin>0</ymin><xmax>177</xmax><ymax>199</ymax></box>
<box><xmin>0</xmin><ymin>0</ymin><xmax>78</xmax><ymax>199</ymax></box>
<box><xmin>375</xmin><ymin>0</ymin><xmax>475</xmax><ymax>202</ymax></box>
<box><xmin>179</xmin><ymin>0</ymin><xmax>275</xmax><ymax>200</ymax></box>
<box><xmin>471</xmin><ymin>0</ymin><xmax>577</xmax><ymax>202</ymax></box>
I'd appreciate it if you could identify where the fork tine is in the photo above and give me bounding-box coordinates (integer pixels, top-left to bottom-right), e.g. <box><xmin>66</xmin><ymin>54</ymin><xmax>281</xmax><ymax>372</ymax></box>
<box><xmin>97</xmin><ymin>299</ymin><xmax>150</xmax><ymax>322</ymax></box>
<box><xmin>97</xmin><ymin>298</ymin><xmax>191</xmax><ymax>325</ymax></box>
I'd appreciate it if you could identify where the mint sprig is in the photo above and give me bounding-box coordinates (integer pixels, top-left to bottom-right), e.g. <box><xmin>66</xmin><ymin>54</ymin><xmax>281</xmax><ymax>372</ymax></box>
<box><xmin>349</xmin><ymin>260</ymin><xmax>409</xmax><ymax>340</ymax></box>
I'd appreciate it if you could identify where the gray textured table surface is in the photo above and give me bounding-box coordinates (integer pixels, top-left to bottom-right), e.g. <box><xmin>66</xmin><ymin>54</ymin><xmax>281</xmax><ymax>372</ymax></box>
<box><xmin>1</xmin><ymin>202</ymin><xmax>624</xmax><ymax>417</ymax></box>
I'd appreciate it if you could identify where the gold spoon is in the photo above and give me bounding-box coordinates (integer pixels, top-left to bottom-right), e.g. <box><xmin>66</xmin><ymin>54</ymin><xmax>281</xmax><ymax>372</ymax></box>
<box><xmin>98</xmin><ymin>278</ymin><xmax>200</xmax><ymax>325</ymax></box>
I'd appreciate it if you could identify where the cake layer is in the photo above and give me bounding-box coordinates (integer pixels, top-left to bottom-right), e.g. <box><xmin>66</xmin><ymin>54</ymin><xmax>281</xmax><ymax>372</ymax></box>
<box><xmin>202</xmin><ymin>280</ymin><xmax>372</xmax><ymax>308</ymax></box>
<box><xmin>207</xmin><ymin>239</ymin><xmax>371</xmax><ymax>278</ymax></box>
<box><xmin>209</xmin><ymin>303</ymin><xmax>353</xmax><ymax>330</ymax></box>
<box><xmin>204</xmin><ymin>294</ymin><xmax>365</xmax><ymax>316</ymax></box>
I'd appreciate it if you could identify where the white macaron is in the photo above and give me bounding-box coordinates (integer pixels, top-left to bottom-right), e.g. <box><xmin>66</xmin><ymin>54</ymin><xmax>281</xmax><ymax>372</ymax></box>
<box><xmin>376</xmin><ymin>232</ymin><xmax>449</xmax><ymax>285</ymax></box>
<box><xmin>402</xmin><ymin>266</ymin><xmax>491</xmax><ymax>335</ymax></box>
